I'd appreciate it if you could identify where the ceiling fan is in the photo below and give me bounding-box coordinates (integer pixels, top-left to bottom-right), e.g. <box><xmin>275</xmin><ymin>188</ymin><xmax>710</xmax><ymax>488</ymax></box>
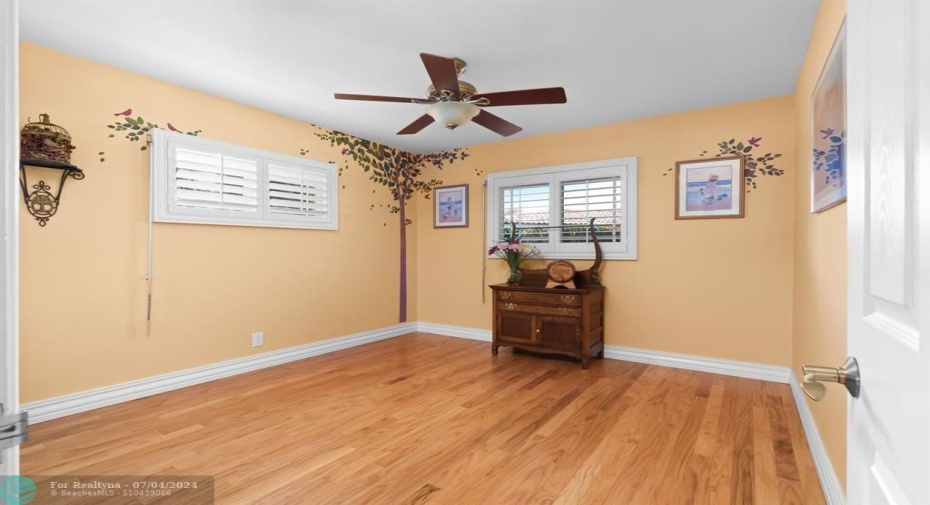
<box><xmin>334</xmin><ymin>53</ymin><xmax>567</xmax><ymax>137</ymax></box>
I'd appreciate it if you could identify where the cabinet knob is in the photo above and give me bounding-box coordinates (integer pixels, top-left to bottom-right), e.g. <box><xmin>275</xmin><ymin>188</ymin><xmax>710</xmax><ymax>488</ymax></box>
<box><xmin>536</xmin><ymin>328</ymin><xmax>541</xmax><ymax>333</ymax></box>
<box><xmin>560</xmin><ymin>295</ymin><xmax>576</xmax><ymax>304</ymax></box>
<box><xmin>500</xmin><ymin>291</ymin><xmax>512</xmax><ymax>300</ymax></box>
<box><xmin>504</xmin><ymin>303</ymin><xmax>517</xmax><ymax>311</ymax></box>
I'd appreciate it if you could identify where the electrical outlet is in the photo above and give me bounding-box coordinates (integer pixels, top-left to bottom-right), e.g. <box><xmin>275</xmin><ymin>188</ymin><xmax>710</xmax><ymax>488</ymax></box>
<box><xmin>251</xmin><ymin>332</ymin><xmax>264</xmax><ymax>348</ymax></box>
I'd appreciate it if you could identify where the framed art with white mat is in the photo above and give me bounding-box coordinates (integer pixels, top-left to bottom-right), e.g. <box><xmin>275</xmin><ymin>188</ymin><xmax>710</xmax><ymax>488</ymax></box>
<box><xmin>675</xmin><ymin>156</ymin><xmax>745</xmax><ymax>220</ymax></box>
<box><xmin>434</xmin><ymin>184</ymin><xmax>468</xmax><ymax>228</ymax></box>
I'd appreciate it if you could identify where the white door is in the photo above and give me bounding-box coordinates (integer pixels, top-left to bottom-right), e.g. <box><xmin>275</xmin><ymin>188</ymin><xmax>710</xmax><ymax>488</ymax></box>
<box><xmin>846</xmin><ymin>0</ymin><xmax>930</xmax><ymax>503</ymax></box>
<box><xmin>0</xmin><ymin>0</ymin><xmax>21</xmax><ymax>477</ymax></box>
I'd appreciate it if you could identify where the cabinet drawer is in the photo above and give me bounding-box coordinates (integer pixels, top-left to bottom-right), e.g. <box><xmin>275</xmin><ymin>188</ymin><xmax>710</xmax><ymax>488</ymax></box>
<box><xmin>497</xmin><ymin>302</ymin><xmax>582</xmax><ymax>318</ymax></box>
<box><xmin>496</xmin><ymin>290</ymin><xmax>583</xmax><ymax>307</ymax></box>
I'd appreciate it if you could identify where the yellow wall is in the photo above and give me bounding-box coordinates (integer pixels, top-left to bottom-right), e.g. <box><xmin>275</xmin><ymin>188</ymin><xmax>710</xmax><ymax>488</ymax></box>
<box><xmin>22</xmin><ymin>10</ymin><xmax>850</xmax><ymax>493</ymax></box>
<box><xmin>416</xmin><ymin>96</ymin><xmax>797</xmax><ymax>367</ymax></box>
<box><xmin>19</xmin><ymin>43</ymin><xmax>419</xmax><ymax>403</ymax></box>
<box><xmin>21</xmin><ymin>0</ymin><xmax>846</xmax><ymax>480</ymax></box>
<box><xmin>792</xmin><ymin>0</ymin><xmax>848</xmax><ymax>488</ymax></box>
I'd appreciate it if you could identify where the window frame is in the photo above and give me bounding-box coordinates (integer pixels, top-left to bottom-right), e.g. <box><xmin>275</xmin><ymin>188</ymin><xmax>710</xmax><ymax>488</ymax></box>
<box><xmin>151</xmin><ymin>129</ymin><xmax>338</xmax><ymax>230</ymax></box>
<box><xmin>487</xmin><ymin>156</ymin><xmax>638</xmax><ymax>261</ymax></box>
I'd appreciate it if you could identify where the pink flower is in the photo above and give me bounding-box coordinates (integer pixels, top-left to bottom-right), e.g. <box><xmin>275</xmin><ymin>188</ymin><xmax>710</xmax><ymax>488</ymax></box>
<box><xmin>508</xmin><ymin>243</ymin><xmax>521</xmax><ymax>251</ymax></box>
<box><xmin>341</xmin><ymin>147</ymin><xmax>349</xmax><ymax>155</ymax></box>
<box><xmin>488</xmin><ymin>245</ymin><xmax>499</xmax><ymax>255</ymax></box>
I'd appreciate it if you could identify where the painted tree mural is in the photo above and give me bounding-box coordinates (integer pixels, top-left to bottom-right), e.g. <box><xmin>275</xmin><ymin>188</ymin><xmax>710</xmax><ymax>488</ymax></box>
<box><xmin>812</xmin><ymin>129</ymin><xmax>845</xmax><ymax>186</ymax></box>
<box><xmin>703</xmin><ymin>136</ymin><xmax>784</xmax><ymax>191</ymax></box>
<box><xmin>315</xmin><ymin>130</ymin><xmax>470</xmax><ymax>322</ymax></box>
<box><xmin>665</xmin><ymin>136</ymin><xmax>784</xmax><ymax>192</ymax></box>
<box><xmin>100</xmin><ymin>108</ymin><xmax>202</xmax><ymax>162</ymax></box>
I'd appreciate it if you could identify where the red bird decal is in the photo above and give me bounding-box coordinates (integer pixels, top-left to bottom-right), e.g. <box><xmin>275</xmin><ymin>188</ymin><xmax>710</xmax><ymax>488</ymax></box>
<box><xmin>113</xmin><ymin>108</ymin><xmax>132</xmax><ymax>116</ymax></box>
<box><xmin>748</xmin><ymin>137</ymin><xmax>762</xmax><ymax>147</ymax></box>
<box><xmin>167</xmin><ymin>123</ymin><xmax>184</xmax><ymax>133</ymax></box>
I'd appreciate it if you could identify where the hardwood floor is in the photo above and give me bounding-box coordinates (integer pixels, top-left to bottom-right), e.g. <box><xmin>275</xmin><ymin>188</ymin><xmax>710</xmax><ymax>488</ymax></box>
<box><xmin>22</xmin><ymin>333</ymin><xmax>825</xmax><ymax>504</ymax></box>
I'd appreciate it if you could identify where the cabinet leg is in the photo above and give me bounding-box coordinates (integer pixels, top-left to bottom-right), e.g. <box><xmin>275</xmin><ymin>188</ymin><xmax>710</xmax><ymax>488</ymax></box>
<box><xmin>582</xmin><ymin>357</ymin><xmax>590</xmax><ymax>369</ymax></box>
<box><xmin>491</xmin><ymin>345</ymin><xmax>499</xmax><ymax>356</ymax></box>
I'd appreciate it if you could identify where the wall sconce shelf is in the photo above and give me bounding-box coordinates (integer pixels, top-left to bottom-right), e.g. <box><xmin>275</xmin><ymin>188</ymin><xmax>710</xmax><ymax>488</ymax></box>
<box><xmin>20</xmin><ymin>158</ymin><xmax>84</xmax><ymax>227</ymax></box>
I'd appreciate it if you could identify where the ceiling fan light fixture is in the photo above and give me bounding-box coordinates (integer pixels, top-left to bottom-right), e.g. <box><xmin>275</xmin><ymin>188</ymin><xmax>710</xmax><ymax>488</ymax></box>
<box><xmin>426</xmin><ymin>101</ymin><xmax>480</xmax><ymax>130</ymax></box>
<box><xmin>335</xmin><ymin>53</ymin><xmax>566</xmax><ymax>137</ymax></box>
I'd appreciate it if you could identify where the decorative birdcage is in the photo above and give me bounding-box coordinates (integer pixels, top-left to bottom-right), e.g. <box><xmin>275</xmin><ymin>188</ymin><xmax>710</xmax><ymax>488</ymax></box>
<box><xmin>21</xmin><ymin>113</ymin><xmax>76</xmax><ymax>163</ymax></box>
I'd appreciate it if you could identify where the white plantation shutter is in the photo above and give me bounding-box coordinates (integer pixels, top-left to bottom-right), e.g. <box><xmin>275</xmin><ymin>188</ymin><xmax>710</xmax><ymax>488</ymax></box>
<box><xmin>266</xmin><ymin>162</ymin><xmax>330</xmax><ymax>221</ymax></box>
<box><xmin>172</xmin><ymin>147</ymin><xmax>259</xmax><ymax>215</ymax></box>
<box><xmin>153</xmin><ymin>129</ymin><xmax>338</xmax><ymax>230</ymax></box>
<box><xmin>500</xmin><ymin>184</ymin><xmax>550</xmax><ymax>244</ymax></box>
<box><xmin>560</xmin><ymin>176</ymin><xmax>623</xmax><ymax>244</ymax></box>
<box><xmin>487</xmin><ymin>157</ymin><xmax>636</xmax><ymax>260</ymax></box>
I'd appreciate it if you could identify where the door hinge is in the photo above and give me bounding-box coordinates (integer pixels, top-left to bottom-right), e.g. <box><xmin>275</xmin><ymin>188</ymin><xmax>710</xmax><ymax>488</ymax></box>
<box><xmin>0</xmin><ymin>403</ymin><xmax>29</xmax><ymax>451</ymax></box>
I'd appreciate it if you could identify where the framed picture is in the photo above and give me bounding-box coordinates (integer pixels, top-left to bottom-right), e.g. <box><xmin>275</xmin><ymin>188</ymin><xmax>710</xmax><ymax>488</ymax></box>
<box><xmin>434</xmin><ymin>184</ymin><xmax>468</xmax><ymax>228</ymax></box>
<box><xmin>675</xmin><ymin>156</ymin><xmax>745</xmax><ymax>220</ymax></box>
<box><xmin>811</xmin><ymin>21</ymin><xmax>846</xmax><ymax>213</ymax></box>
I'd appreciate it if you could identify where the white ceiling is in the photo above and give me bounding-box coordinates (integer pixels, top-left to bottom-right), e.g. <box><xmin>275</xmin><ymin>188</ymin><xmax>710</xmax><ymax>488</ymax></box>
<box><xmin>19</xmin><ymin>0</ymin><xmax>819</xmax><ymax>154</ymax></box>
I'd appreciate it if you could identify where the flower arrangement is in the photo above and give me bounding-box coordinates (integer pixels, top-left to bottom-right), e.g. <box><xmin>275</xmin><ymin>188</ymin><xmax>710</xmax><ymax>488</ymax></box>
<box><xmin>488</xmin><ymin>222</ymin><xmax>540</xmax><ymax>285</ymax></box>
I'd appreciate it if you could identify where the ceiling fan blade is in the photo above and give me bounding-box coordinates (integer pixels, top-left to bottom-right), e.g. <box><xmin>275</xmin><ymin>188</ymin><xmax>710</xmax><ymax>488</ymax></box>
<box><xmin>472</xmin><ymin>110</ymin><xmax>523</xmax><ymax>137</ymax></box>
<box><xmin>420</xmin><ymin>53</ymin><xmax>460</xmax><ymax>96</ymax></box>
<box><xmin>397</xmin><ymin>114</ymin><xmax>435</xmax><ymax>135</ymax></box>
<box><xmin>472</xmin><ymin>87</ymin><xmax>567</xmax><ymax>107</ymax></box>
<box><xmin>335</xmin><ymin>93</ymin><xmax>432</xmax><ymax>104</ymax></box>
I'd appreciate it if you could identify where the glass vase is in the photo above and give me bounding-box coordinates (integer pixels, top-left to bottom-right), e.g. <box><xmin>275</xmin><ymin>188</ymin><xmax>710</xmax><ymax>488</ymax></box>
<box><xmin>507</xmin><ymin>268</ymin><xmax>522</xmax><ymax>286</ymax></box>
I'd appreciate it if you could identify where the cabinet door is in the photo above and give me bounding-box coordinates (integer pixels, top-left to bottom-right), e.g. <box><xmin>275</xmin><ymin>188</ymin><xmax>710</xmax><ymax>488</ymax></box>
<box><xmin>497</xmin><ymin>312</ymin><xmax>536</xmax><ymax>345</ymax></box>
<box><xmin>537</xmin><ymin>316</ymin><xmax>581</xmax><ymax>351</ymax></box>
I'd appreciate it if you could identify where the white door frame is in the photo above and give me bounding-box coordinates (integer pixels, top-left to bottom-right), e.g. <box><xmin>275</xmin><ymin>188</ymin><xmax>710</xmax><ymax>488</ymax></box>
<box><xmin>0</xmin><ymin>0</ymin><xmax>20</xmax><ymax>476</ymax></box>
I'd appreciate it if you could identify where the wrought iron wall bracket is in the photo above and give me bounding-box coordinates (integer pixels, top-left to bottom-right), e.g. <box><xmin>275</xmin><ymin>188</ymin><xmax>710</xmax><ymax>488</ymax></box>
<box><xmin>19</xmin><ymin>158</ymin><xmax>84</xmax><ymax>226</ymax></box>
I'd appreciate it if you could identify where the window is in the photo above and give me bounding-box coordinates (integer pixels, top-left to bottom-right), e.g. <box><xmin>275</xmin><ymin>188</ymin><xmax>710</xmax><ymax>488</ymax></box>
<box><xmin>487</xmin><ymin>157</ymin><xmax>637</xmax><ymax>260</ymax></box>
<box><xmin>152</xmin><ymin>129</ymin><xmax>337</xmax><ymax>230</ymax></box>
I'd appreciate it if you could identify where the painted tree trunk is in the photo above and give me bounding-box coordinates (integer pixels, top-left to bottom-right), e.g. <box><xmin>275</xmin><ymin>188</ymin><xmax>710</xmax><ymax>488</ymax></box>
<box><xmin>311</xmin><ymin>131</ymin><xmax>469</xmax><ymax>323</ymax></box>
<box><xmin>398</xmin><ymin>197</ymin><xmax>407</xmax><ymax>323</ymax></box>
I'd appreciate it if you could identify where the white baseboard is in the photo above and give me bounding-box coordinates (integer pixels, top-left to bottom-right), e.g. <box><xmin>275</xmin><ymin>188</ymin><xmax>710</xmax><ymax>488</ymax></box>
<box><xmin>789</xmin><ymin>375</ymin><xmax>846</xmax><ymax>505</ymax></box>
<box><xmin>417</xmin><ymin>322</ymin><xmax>492</xmax><ymax>341</ymax></box>
<box><xmin>602</xmin><ymin>345</ymin><xmax>792</xmax><ymax>383</ymax></box>
<box><xmin>24</xmin><ymin>322</ymin><xmax>416</xmax><ymax>424</ymax></box>
<box><xmin>418</xmin><ymin>321</ymin><xmax>791</xmax><ymax>383</ymax></box>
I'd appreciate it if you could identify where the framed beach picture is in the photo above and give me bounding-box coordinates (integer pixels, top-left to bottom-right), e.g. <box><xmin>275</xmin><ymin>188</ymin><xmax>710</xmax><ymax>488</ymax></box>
<box><xmin>434</xmin><ymin>184</ymin><xmax>469</xmax><ymax>228</ymax></box>
<box><xmin>811</xmin><ymin>21</ymin><xmax>846</xmax><ymax>213</ymax></box>
<box><xmin>675</xmin><ymin>156</ymin><xmax>745</xmax><ymax>220</ymax></box>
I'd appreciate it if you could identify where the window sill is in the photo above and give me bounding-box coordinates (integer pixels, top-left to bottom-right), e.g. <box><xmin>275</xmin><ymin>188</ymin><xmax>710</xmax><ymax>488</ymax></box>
<box><xmin>489</xmin><ymin>252</ymin><xmax>637</xmax><ymax>261</ymax></box>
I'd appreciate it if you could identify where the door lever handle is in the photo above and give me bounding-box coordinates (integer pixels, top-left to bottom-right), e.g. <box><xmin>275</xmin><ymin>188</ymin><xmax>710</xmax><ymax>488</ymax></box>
<box><xmin>0</xmin><ymin>408</ymin><xmax>28</xmax><ymax>455</ymax></box>
<box><xmin>800</xmin><ymin>356</ymin><xmax>860</xmax><ymax>401</ymax></box>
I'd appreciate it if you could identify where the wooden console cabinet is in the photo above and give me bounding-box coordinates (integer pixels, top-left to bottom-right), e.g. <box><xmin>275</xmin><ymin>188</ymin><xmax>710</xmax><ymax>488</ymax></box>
<box><xmin>490</xmin><ymin>284</ymin><xmax>605</xmax><ymax>368</ymax></box>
